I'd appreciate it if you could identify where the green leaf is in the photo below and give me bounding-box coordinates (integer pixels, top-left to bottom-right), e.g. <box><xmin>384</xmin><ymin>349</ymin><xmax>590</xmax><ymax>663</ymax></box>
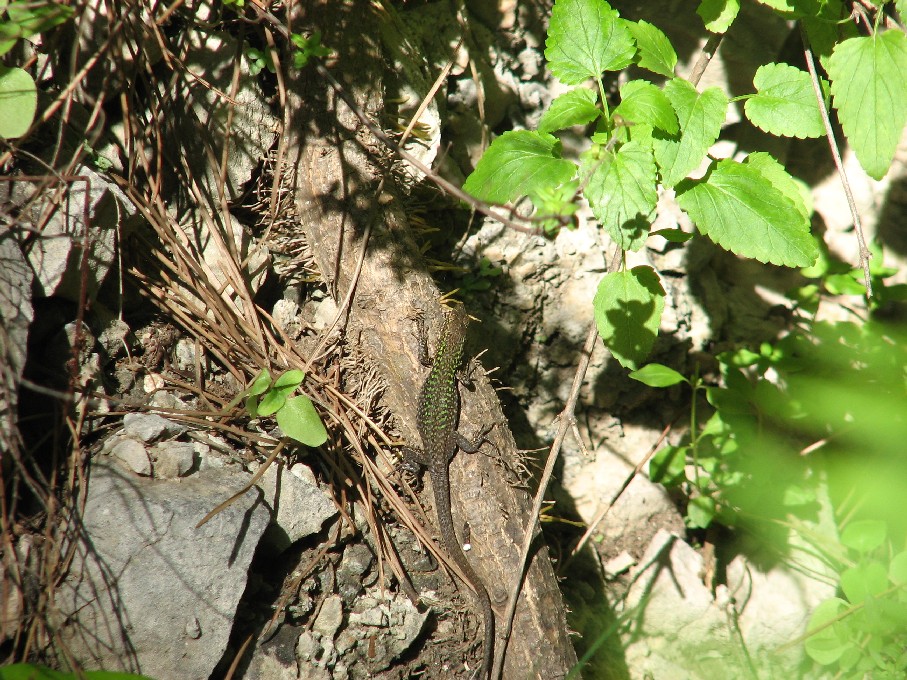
<box><xmin>697</xmin><ymin>0</ymin><xmax>740</xmax><ymax>33</ymax></box>
<box><xmin>676</xmin><ymin>159</ymin><xmax>819</xmax><ymax>267</ymax></box>
<box><xmin>257</xmin><ymin>390</ymin><xmax>287</xmax><ymax>417</ymax></box>
<box><xmin>582</xmin><ymin>141</ymin><xmax>657</xmax><ymax>251</ymax></box>
<box><xmin>651</xmin><ymin>227</ymin><xmax>694</xmax><ymax>243</ymax></box>
<box><xmin>825</xmin><ymin>272</ymin><xmax>867</xmax><ymax>295</ymax></box>
<box><xmin>840</xmin><ymin>561</ymin><xmax>889</xmax><ymax>602</ymax></box>
<box><xmin>802</xmin><ymin>9</ymin><xmax>859</xmax><ymax>72</ymax></box>
<box><xmin>614</xmin><ymin>80</ymin><xmax>678</xmax><ymax>134</ymax></box>
<box><xmin>593</xmin><ymin>265</ymin><xmax>665</xmax><ymax>369</ymax></box>
<box><xmin>624</xmin><ymin>20</ymin><xmax>677</xmax><ymax>77</ymax></box>
<box><xmin>545</xmin><ymin>0</ymin><xmax>636</xmax><ymax>85</ymax></box>
<box><xmin>274</xmin><ymin>369</ymin><xmax>304</xmax><ymax>390</ymax></box>
<box><xmin>257</xmin><ymin>370</ymin><xmax>303</xmax><ymax>417</ymax></box>
<box><xmin>629</xmin><ymin>363</ymin><xmax>687</xmax><ymax>387</ymax></box>
<box><xmin>827</xmin><ymin>31</ymin><xmax>907</xmax><ymax>180</ymax></box>
<box><xmin>754</xmin><ymin>0</ymin><xmax>797</xmax><ymax>13</ymax></box>
<box><xmin>5</xmin><ymin>1</ymin><xmax>73</xmax><ymax>37</ymax></box>
<box><xmin>840</xmin><ymin>519</ymin><xmax>887</xmax><ymax>553</ymax></box>
<box><xmin>653</xmin><ymin>79</ymin><xmax>727</xmax><ymax>187</ymax></box>
<box><xmin>245</xmin><ymin>394</ymin><xmax>260</xmax><ymax>418</ymax></box>
<box><xmin>686</xmin><ymin>495</ymin><xmax>717</xmax><ymax>528</ymax></box>
<box><xmin>530</xmin><ymin>179</ymin><xmax>579</xmax><ymax>234</ymax></box>
<box><xmin>0</xmin><ymin>66</ymin><xmax>36</xmax><ymax>139</ymax></box>
<box><xmin>743</xmin><ymin>152</ymin><xmax>811</xmax><ymax>220</ymax></box>
<box><xmin>650</xmin><ymin>444</ymin><xmax>687</xmax><ymax>485</ymax></box>
<box><xmin>276</xmin><ymin>394</ymin><xmax>329</xmax><ymax>446</ymax></box>
<box><xmin>745</xmin><ymin>62</ymin><xmax>825</xmax><ymax>138</ymax></box>
<box><xmin>538</xmin><ymin>87</ymin><xmax>600</xmax><ymax>134</ymax></box>
<box><xmin>804</xmin><ymin>598</ymin><xmax>851</xmax><ymax>665</ymax></box>
<box><xmin>248</xmin><ymin>369</ymin><xmax>272</xmax><ymax>397</ymax></box>
<box><xmin>463</xmin><ymin>130</ymin><xmax>576</xmax><ymax>203</ymax></box>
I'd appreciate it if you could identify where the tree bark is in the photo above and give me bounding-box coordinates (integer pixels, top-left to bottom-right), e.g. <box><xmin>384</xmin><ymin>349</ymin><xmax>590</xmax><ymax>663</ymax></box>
<box><xmin>284</xmin><ymin>2</ymin><xmax>577</xmax><ymax>677</ymax></box>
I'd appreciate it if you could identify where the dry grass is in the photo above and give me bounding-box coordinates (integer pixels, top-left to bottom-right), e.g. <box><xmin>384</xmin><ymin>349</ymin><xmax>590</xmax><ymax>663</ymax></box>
<box><xmin>1</xmin><ymin>0</ymin><xmax>440</xmax><ymax>668</ymax></box>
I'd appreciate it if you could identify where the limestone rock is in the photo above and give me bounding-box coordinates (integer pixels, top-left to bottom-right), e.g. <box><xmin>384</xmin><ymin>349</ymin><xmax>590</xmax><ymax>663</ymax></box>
<box><xmin>57</xmin><ymin>461</ymin><xmax>270</xmax><ymax>679</ymax></box>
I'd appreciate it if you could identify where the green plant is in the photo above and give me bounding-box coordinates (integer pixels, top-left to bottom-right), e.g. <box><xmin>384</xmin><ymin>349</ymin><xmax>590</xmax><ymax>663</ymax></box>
<box><xmin>243</xmin><ymin>31</ymin><xmax>330</xmax><ymax>76</ymax></box>
<box><xmin>0</xmin><ymin>664</ymin><xmax>153</xmax><ymax>680</ymax></box>
<box><xmin>804</xmin><ymin>520</ymin><xmax>907</xmax><ymax>678</ymax></box>
<box><xmin>457</xmin><ymin>255</ymin><xmax>505</xmax><ymax>293</ymax></box>
<box><xmin>0</xmin><ymin>1</ymin><xmax>73</xmax><ymax>138</ymax></box>
<box><xmin>632</xmin><ymin>309</ymin><xmax>907</xmax><ymax>674</ymax></box>
<box><xmin>231</xmin><ymin>368</ymin><xmax>328</xmax><ymax>447</ymax></box>
<box><xmin>463</xmin><ymin>0</ymin><xmax>907</xmax><ymax>369</ymax></box>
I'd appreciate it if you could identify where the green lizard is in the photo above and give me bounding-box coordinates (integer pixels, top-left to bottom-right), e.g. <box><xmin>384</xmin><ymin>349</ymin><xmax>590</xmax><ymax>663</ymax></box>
<box><xmin>407</xmin><ymin>306</ymin><xmax>494</xmax><ymax>679</ymax></box>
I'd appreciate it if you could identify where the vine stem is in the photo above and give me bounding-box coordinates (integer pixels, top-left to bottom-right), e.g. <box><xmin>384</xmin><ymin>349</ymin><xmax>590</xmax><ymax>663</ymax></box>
<box><xmin>800</xmin><ymin>24</ymin><xmax>873</xmax><ymax>298</ymax></box>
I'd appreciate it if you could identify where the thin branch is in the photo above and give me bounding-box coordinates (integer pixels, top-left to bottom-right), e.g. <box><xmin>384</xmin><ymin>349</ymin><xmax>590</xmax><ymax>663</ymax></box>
<box><xmin>492</xmin><ymin>319</ymin><xmax>600</xmax><ymax>679</ymax></box>
<box><xmin>800</xmin><ymin>25</ymin><xmax>872</xmax><ymax>298</ymax></box>
<box><xmin>688</xmin><ymin>33</ymin><xmax>723</xmax><ymax>88</ymax></box>
<box><xmin>248</xmin><ymin>3</ymin><xmax>539</xmax><ymax>235</ymax></box>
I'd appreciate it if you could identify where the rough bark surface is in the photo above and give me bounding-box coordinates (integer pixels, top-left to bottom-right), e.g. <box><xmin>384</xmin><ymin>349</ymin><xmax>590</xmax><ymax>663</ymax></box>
<box><xmin>283</xmin><ymin>2</ymin><xmax>577</xmax><ymax>677</ymax></box>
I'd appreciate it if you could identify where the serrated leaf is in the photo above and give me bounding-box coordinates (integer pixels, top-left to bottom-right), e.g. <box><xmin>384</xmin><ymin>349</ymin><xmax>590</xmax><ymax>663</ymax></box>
<box><xmin>463</xmin><ymin>130</ymin><xmax>576</xmax><ymax>203</ymax></box>
<box><xmin>697</xmin><ymin>0</ymin><xmax>740</xmax><ymax>33</ymax></box>
<box><xmin>624</xmin><ymin>20</ymin><xmax>677</xmax><ymax>77</ymax></box>
<box><xmin>538</xmin><ymin>87</ymin><xmax>600</xmax><ymax>134</ymax></box>
<box><xmin>676</xmin><ymin>159</ymin><xmax>818</xmax><ymax>267</ymax></box>
<box><xmin>583</xmin><ymin>141</ymin><xmax>657</xmax><ymax>251</ymax></box>
<box><xmin>653</xmin><ymin>79</ymin><xmax>727</xmax><ymax>187</ymax></box>
<box><xmin>804</xmin><ymin>598</ymin><xmax>850</xmax><ymax>665</ymax></box>
<box><xmin>745</xmin><ymin>62</ymin><xmax>825</xmax><ymax>138</ymax></box>
<box><xmin>276</xmin><ymin>394</ymin><xmax>328</xmax><ymax>446</ymax></box>
<box><xmin>0</xmin><ymin>66</ymin><xmax>36</xmax><ymax>139</ymax></box>
<box><xmin>629</xmin><ymin>363</ymin><xmax>687</xmax><ymax>387</ymax></box>
<box><xmin>744</xmin><ymin>152</ymin><xmax>811</xmax><ymax>220</ymax></box>
<box><xmin>545</xmin><ymin>0</ymin><xmax>636</xmax><ymax>84</ymax></box>
<box><xmin>615</xmin><ymin>80</ymin><xmax>678</xmax><ymax>134</ymax></box>
<box><xmin>840</xmin><ymin>519</ymin><xmax>887</xmax><ymax>553</ymax></box>
<box><xmin>593</xmin><ymin>265</ymin><xmax>665</xmax><ymax>369</ymax></box>
<box><xmin>828</xmin><ymin>31</ymin><xmax>907</xmax><ymax>180</ymax></box>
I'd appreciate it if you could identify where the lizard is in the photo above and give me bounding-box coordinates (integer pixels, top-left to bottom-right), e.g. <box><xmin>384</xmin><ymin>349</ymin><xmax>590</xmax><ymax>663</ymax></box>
<box><xmin>406</xmin><ymin>305</ymin><xmax>494</xmax><ymax>680</ymax></box>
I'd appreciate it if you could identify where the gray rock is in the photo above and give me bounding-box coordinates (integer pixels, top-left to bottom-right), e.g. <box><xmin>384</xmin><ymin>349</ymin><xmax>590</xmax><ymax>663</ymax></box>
<box><xmin>312</xmin><ymin>594</ymin><xmax>344</xmax><ymax>639</ymax></box>
<box><xmin>122</xmin><ymin>412</ymin><xmax>187</xmax><ymax>443</ymax></box>
<box><xmin>150</xmin><ymin>440</ymin><xmax>195</xmax><ymax>478</ymax></box>
<box><xmin>25</xmin><ymin>166</ymin><xmax>134</xmax><ymax>302</ymax></box>
<box><xmin>296</xmin><ymin>629</ymin><xmax>337</xmax><ymax>673</ymax></box>
<box><xmin>345</xmin><ymin>591</ymin><xmax>429</xmax><ymax>671</ymax></box>
<box><xmin>257</xmin><ymin>463</ymin><xmax>337</xmax><ymax>551</ymax></box>
<box><xmin>97</xmin><ymin>319</ymin><xmax>131</xmax><ymax>362</ymax></box>
<box><xmin>337</xmin><ymin>544</ymin><xmax>374</xmax><ymax>601</ymax></box>
<box><xmin>296</xmin><ymin>630</ymin><xmax>333</xmax><ymax>679</ymax></box>
<box><xmin>57</xmin><ymin>461</ymin><xmax>270</xmax><ymax>679</ymax></box>
<box><xmin>109</xmin><ymin>437</ymin><xmax>152</xmax><ymax>476</ymax></box>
